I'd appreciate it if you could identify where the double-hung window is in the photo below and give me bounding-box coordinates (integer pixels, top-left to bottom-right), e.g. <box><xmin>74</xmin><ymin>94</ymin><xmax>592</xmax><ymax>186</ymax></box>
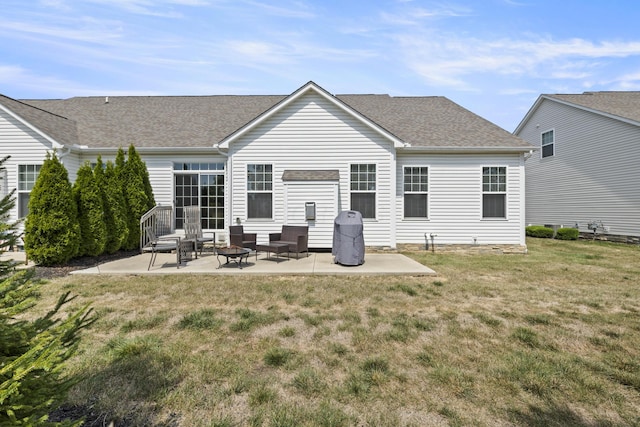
<box><xmin>403</xmin><ymin>166</ymin><xmax>428</xmax><ymax>218</ymax></box>
<box><xmin>18</xmin><ymin>164</ymin><xmax>41</xmax><ymax>218</ymax></box>
<box><xmin>350</xmin><ymin>164</ymin><xmax>376</xmax><ymax>219</ymax></box>
<box><xmin>541</xmin><ymin>129</ymin><xmax>554</xmax><ymax>158</ymax></box>
<box><xmin>482</xmin><ymin>166</ymin><xmax>506</xmax><ymax>218</ymax></box>
<box><xmin>247</xmin><ymin>164</ymin><xmax>272</xmax><ymax>219</ymax></box>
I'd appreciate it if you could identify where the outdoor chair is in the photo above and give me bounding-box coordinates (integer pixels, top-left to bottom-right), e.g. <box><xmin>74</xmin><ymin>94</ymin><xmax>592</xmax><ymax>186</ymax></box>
<box><xmin>269</xmin><ymin>225</ymin><xmax>309</xmax><ymax>258</ymax></box>
<box><xmin>184</xmin><ymin>221</ymin><xmax>215</xmax><ymax>258</ymax></box>
<box><xmin>229</xmin><ymin>225</ymin><xmax>257</xmax><ymax>250</ymax></box>
<box><xmin>141</xmin><ymin>226</ymin><xmax>181</xmax><ymax>270</ymax></box>
<box><xmin>183</xmin><ymin>206</ymin><xmax>216</xmax><ymax>257</ymax></box>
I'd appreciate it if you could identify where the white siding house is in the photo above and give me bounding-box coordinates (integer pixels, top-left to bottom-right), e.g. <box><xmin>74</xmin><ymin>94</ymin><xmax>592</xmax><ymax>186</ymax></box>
<box><xmin>1</xmin><ymin>82</ymin><xmax>534</xmax><ymax>252</ymax></box>
<box><xmin>515</xmin><ymin>92</ymin><xmax>640</xmax><ymax>241</ymax></box>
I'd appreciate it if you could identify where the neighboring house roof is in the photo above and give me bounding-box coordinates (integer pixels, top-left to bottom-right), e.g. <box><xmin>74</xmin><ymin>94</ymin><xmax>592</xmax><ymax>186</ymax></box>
<box><xmin>515</xmin><ymin>91</ymin><xmax>640</xmax><ymax>133</ymax></box>
<box><xmin>0</xmin><ymin>94</ymin><xmax>78</xmax><ymax>146</ymax></box>
<box><xmin>1</xmin><ymin>82</ymin><xmax>531</xmax><ymax>151</ymax></box>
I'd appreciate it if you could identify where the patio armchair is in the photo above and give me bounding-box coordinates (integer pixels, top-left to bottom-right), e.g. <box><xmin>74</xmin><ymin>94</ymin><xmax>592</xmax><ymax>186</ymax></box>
<box><xmin>269</xmin><ymin>225</ymin><xmax>309</xmax><ymax>258</ymax></box>
<box><xmin>229</xmin><ymin>225</ymin><xmax>257</xmax><ymax>250</ymax></box>
<box><xmin>141</xmin><ymin>226</ymin><xmax>181</xmax><ymax>270</ymax></box>
<box><xmin>184</xmin><ymin>221</ymin><xmax>216</xmax><ymax>258</ymax></box>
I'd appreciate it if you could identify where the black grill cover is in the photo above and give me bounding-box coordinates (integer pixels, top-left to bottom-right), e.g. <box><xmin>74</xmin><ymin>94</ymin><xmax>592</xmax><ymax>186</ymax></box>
<box><xmin>332</xmin><ymin>210</ymin><xmax>364</xmax><ymax>266</ymax></box>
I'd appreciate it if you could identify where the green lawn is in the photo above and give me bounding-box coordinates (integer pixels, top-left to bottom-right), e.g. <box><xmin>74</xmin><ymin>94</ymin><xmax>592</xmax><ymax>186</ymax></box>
<box><xmin>41</xmin><ymin>238</ymin><xmax>640</xmax><ymax>426</ymax></box>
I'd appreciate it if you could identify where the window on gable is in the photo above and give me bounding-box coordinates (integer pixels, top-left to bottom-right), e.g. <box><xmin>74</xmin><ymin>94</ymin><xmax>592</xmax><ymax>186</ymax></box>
<box><xmin>541</xmin><ymin>129</ymin><xmax>554</xmax><ymax>158</ymax></box>
<box><xmin>350</xmin><ymin>164</ymin><xmax>376</xmax><ymax>219</ymax></box>
<box><xmin>482</xmin><ymin>166</ymin><xmax>506</xmax><ymax>219</ymax></box>
<box><xmin>403</xmin><ymin>166</ymin><xmax>428</xmax><ymax>218</ymax></box>
<box><xmin>18</xmin><ymin>164</ymin><xmax>41</xmax><ymax>218</ymax></box>
<box><xmin>247</xmin><ymin>164</ymin><xmax>272</xmax><ymax>219</ymax></box>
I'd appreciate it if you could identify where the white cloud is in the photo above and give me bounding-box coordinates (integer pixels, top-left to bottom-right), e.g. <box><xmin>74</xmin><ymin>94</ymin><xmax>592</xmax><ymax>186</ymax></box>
<box><xmin>392</xmin><ymin>31</ymin><xmax>640</xmax><ymax>90</ymax></box>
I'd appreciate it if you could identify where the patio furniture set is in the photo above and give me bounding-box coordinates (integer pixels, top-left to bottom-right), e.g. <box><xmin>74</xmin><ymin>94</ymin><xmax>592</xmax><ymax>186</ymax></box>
<box><xmin>142</xmin><ymin>216</ymin><xmax>309</xmax><ymax>270</ymax></box>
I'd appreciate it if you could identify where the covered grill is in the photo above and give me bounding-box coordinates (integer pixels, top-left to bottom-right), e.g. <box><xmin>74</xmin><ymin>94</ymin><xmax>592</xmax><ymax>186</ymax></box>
<box><xmin>332</xmin><ymin>210</ymin><xmax>365</xmax><ymax>266</ymax></box>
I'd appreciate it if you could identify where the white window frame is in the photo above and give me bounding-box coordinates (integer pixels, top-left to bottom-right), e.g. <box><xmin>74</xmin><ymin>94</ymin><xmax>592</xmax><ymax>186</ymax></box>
<box><xmin>247</xmin><ymin>163</ymin><xmax>273</xmax><ymax>220</ymax></box>
<box><xmin>349</xmin><ymin>163</ymin><xmax>377</xmax><ymax>219</ymax></box>
<box><xmin>17</xmin><ymin>164</ymin><xmax>42</xmax><ymax>218</ymax></box>
<box><xmin>172</xmin><ymin>162</ymin><xmax>226</xmax><ymax>230</ymax></box>
<box><xmin>481</xmin><ymin>166</ymin><xmax>507</xmax><ymax>219</ymax></box>
<box><xmin>541</xmin><ymin>129</ymin><xmax>555</xmax><ymax>158</ymax></box>
<box><xmin>403</xmin><ymin>166</ymin><xmax>429</xmax><ymax>219</ymax></box>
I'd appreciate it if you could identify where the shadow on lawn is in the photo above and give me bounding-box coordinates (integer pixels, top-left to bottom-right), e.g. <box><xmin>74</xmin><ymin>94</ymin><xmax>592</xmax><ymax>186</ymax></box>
<box><xmin>51</xmin><ymin>337</ymin><xmax>182</xmax><ymax>427</ymax></box>
<box><xmin>508</xmin><ymin>402</ymin><xmax>630</xmax><ymax>427</ymax></box>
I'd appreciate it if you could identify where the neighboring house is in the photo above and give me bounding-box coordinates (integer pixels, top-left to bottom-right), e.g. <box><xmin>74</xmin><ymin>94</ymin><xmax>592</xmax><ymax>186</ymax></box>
<box><xmin>515</xmin><ymin>91</ymin><xmax>640</xmax><ymax>243</ymax></box>
<box><xmin>1</xmin><ymin>81</ymin><xmax>533</xmax><ymax>252</ymax></box>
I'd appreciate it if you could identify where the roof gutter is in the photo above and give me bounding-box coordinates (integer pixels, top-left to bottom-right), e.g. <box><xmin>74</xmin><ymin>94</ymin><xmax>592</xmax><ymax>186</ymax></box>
<box><xmin>78</xmin><ymin>146</ymin><xmax>223</xmax><ymax>155</ymax></box>
<box><xmin>398</xmin><ymin>146</ymin><xmax>537</xmax><ymax>154</ymax></box>
<box><xmin>214</xmin><ymin>143</ymin><xmax>228</xmax><ymax>157</ymax></box>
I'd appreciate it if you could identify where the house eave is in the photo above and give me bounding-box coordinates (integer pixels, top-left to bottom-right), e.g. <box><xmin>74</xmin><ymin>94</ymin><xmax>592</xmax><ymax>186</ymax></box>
<box><xmin>78</xmin><ymin>146</ymin><xmax>221</xmax><ymax>154</ymax></box>
<box><xmin>398</xmin><ymin>146</ymin><xmax>536</xmax><ymax>154</ymax></box>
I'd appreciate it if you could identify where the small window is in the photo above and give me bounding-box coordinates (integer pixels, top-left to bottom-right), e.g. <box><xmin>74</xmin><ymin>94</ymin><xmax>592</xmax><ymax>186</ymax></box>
<box><xmin>18</xmin><ymin>164</ymin><xmax>41</xmax><ymax>218</ymax></box>
<box><xmin>404</xmin><ymin>166</ymin><xmax>428</xmax><ymax>218</ymax></box>
<box><xmin>350</xmin><ymin>164</ymin><xmax>376</xmax><ymax>218</ymax></box>
<box><xmin>482</xmin><ymin>167</ymin><xmax>506</xmax><ymax>218</ymax></box>
<box><xmin>541</xmin><ymin>130</ymin><xmax>554</xmax><ymax>158</ymax></box>
<box><xmin>247</xmin><ymin>164</ymin><xmax>272</xmax><ymax>219</ymax></box>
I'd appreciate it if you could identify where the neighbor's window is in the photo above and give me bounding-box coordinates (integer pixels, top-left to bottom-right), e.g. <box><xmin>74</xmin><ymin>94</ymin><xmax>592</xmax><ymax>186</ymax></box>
<box><xmin>247</xmin><ymin>164</ymin><xmax>272</xmax><ymax>219</ymax></box>
<box><xmin>350</xmin><ymin>164</ymin><xmax>376</xmax><ymax>219</ymax></box>
<box><xmin>18</xmin><ymin>164</ymin><xmax>41</xmax><ymax>218</ymax></box>
<box><xmin>482</xmin><ymin>166</ymin><xmax>506</xmax><ymax>218</ymax></box>
<box><xmin>404</xmin><ymin>166</ymin><xmax>428</xmax><ymax>218</ymax></box>
<box><xmin>541</xmin><ymin>129</ymin><xmax>554</xmax><ymax>158</ymax></box>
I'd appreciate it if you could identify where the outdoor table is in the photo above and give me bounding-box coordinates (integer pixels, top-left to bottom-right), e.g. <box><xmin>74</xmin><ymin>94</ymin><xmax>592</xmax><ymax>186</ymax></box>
<box><xmin>216</xmin><ymin>247</ymin><xmax>252</xmax><ymax>269</ymax></box>
<box><xmin>255</xmin><ymin>242</ymin><xmax>289</xmax><ymax>262</ymax></box>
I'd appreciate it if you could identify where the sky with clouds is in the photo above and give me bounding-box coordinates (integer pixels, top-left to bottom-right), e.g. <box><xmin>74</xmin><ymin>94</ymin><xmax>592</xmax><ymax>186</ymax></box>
<box><xmin>2</xmin><ymin>0</ymin><xmax>640</xmax><ymax>131</ymax></box>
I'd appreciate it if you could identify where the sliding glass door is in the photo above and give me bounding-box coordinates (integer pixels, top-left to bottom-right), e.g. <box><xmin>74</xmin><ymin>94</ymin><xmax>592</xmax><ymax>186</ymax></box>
<box><xmin>174</xmin><ymin>162</ymin><xmax>225</xmax><ymax>230</ymax></box>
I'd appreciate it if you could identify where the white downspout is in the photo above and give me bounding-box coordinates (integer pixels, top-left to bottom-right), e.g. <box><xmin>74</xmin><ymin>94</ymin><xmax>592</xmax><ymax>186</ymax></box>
<box><xmin>215</xmin><ymin>144</ymin><xmax>230</xmax><ymax>245</ymax></box>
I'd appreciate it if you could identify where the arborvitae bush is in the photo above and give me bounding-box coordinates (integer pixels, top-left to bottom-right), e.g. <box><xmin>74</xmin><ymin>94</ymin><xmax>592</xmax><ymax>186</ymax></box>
<box><xmin>98</xmin><ymin>158</ymin><xmax>129</xmax><ymax>254</ymax></box>
<box><xmin>24</xmin><ymin>152</ymin><xmax>80</xmax><ymax>265</ymax></box>
<box><xmin>120</xmin><ymin>145</ymin><xmax>155</xmax><ymax>250</ymax></box>
<box><xmin>525</xmin><ymin>225</ymin><xmax>554</xmax><ymax>239</ymax></box>
<box><xmin>73</xmin><ymin>162</ymin><xmax>107</xmax><ymax>257</ymax></box>
<box><xmin>556</xmin><ymin>227</ymin><xmax>579</xmax><ymax>240</ymax></box>
<box><xmin>1</xmin><ymin>161</ymin><xmax>94</xmax><ymax>426</ymax></box>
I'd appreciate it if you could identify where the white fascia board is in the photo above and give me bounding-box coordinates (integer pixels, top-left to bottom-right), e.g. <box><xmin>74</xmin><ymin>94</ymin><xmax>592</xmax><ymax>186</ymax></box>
<box><xmin>219</xmin><ymin>81</ymin><xmax>405</xmax><ymax>149</ymax></box>
<box><xmin>515</xmin><ymin>94</ymin><xmax>640</xmax><ymax>134</ymax></box>
<box><xmin>0</xmin><ymin>103</ymin><xmax>64</xmax><ymax>149</ymax></box>
<box><xmin>79</xmin><ymin>146</ymin><xmax>220</xmax><ymax>155</ymax></box>
<box><xmin>513</xmin><ymin>95</ymin><xmax>546</xmax><ymax>135</ymax></box>
<box><xmin>399</xmin><ymin>146</ymin><xmax>536</xmax><ymax>154</ymax></box>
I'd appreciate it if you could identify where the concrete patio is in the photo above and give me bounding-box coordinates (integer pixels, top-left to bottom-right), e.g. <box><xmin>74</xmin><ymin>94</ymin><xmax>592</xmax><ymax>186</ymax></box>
<box><xmin>68</xmin><ymin>251</ymin><xmax>436</xmax><ymax>276</ymax></box>
<box><xmin>2</xmin><ymin>249</ymin><xmax>436</xmax><ymax>276</ymax></box>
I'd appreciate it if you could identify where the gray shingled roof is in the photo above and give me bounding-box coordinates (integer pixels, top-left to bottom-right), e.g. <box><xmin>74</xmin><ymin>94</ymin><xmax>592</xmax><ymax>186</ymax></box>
<box><xmin>22</xmin><ymin>95</ymin><xmax>285</xmax><ymax>149</ymax></box>
<box><xmin>3</xmin><ymin>90</ymin><xmax>531</xmax><ymax>150</ymax></box>
<box><xmin>0</xmin><ymin>95</ymin><xmax>78</xmax><ymax>146</ymax></box>
<box><xmin>282</xmin><ymin>170</ymin><xmax>340</xmax><ymax>181</ymax></box>
<box><xmin>547</xmin><ymin>91</ymin><xmax>640</xmax><ymax>124</ymax></box>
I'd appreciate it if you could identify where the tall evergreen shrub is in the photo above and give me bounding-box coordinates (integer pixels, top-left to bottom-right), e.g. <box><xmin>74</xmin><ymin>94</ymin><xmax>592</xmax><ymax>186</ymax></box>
<box><xmin>96</xmin><ymin>158</ymin><xmax>128</xmax><ymax>253</ymax></box>
<box><xmin>73</xmin><ymin>162</ymin><xmax>107</xmax><ymax>257</ymax></box>
<box><xmin>24</xmin><ymin>153</ymin><xmax>80</xmax><ymax>265</ymax></box>
<box><xmin>1</xmin><ymin>162</ymin><xmax>94</xmax><ymax>426</ymax></box>
<box><xmin>120</xmin><ymin>145</ymin><xmax>155</xmax><ymax>250</ymax></box>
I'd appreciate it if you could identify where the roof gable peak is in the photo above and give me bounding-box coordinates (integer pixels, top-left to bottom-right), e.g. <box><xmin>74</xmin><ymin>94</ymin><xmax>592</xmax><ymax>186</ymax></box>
<box><xmin>218</xmin><ymin>81</ymin><xmax>405</xmax><ymax>149</ymax></box>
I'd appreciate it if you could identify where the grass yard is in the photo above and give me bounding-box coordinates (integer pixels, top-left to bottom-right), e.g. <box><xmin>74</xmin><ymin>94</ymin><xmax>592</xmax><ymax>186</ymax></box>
<box><xmin>38</xmin><ymin>238</ymin><xmax>640</xmax><ymax>426</ymax></box>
